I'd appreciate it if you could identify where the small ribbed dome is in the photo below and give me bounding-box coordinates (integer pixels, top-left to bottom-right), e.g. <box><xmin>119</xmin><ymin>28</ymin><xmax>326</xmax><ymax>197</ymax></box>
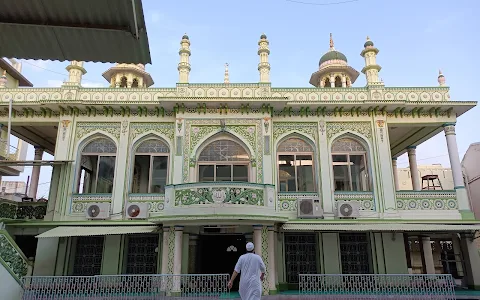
<box><xmin>260</xmin><ymin>33</ymin><xmax>267</xmax><ymax>39</ymax></box>
<box><xmin>364</xmin><ymin>40</ymin><xmax>374</xmax><ymax>47</ymax></box>
<box><xmin>182</xmin><ymin>34</ymin><xmax>189</xmax><ymax>40</ymax></box>
<box><xmin>319</xmin><ymin>50</ymin><xmax>347</xmax><ymax>65</ymax></box>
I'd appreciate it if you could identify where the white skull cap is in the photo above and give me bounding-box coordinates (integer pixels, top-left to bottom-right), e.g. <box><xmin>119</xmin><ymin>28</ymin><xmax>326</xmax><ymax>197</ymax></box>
<box><xmin>246</xmin><ymin>242</ymin><xmax>254</xmax><ymax>251</ymax></box>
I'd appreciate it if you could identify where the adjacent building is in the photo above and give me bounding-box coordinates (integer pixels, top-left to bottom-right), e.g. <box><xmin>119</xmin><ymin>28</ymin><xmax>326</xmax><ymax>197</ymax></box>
<box><xmin>1</xmin><ymin>34</ymin><xmax>480</xmax><ymax>296</ymax></box>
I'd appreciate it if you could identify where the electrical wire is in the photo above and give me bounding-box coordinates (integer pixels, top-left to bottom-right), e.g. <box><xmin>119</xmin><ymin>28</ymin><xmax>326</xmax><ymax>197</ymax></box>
<box><xmin>21</xmin><ymin>60</ymin><xmax>106</xmax><ymax>85</ymax></box>
<box><xmin>285</xmin><ymin>0</ymin><xmax>359</xmax><ymax>5</ymax></box>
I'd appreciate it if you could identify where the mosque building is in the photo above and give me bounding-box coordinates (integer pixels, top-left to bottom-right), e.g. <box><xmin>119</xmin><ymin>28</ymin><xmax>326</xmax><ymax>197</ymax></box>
<box><xmin>0</xmin><ymin>33</ymin><xmax>479</xmax><ymax>297</ymax></box>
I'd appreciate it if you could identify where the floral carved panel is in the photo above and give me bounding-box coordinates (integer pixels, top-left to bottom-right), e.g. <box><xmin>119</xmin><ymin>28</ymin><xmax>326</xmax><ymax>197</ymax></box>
<box><xmin>326</xmin><ymin>122</ymin><xmax>372</xmax><ymax>140</ymax></box>
<box><xmin>75</xmin><ymin>122</ymin><xmax>121</xmax><ymax>142</ymax></box>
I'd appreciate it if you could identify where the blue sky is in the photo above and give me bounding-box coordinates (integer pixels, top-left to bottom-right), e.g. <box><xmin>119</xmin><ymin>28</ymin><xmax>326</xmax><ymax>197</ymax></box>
<box><xmin>4</xmin><ymin>0</ymin><xmax>480</xmax><ymax>197</ymax></box>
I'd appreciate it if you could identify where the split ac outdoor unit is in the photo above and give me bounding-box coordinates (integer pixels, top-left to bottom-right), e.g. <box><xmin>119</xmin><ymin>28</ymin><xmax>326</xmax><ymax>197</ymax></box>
<box><xmin>126</xmin><ymin>202</ymin><xmax>149</xmax><ymax>219</ymax></box>
<box><xmin>297</xmin><ymin>198</ymin><xmax>323</xmax><ymax>218</ymax></box>
<box><xmin>335</xmin><ymin>201</ymin><xmax>360</xmax><ymax>218</ymax></box>
<box><xmin>85</xmin><ymin>203</ymin><xmax>110</xmax><ymax>220</ymax></box>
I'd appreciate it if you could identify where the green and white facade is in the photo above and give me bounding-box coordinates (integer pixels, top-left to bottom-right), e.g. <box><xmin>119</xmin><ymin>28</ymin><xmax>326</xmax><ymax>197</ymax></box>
<box><xmin>1</xmin><ymin>34</ymin><xmax>480</xmax><ymax>296</ymax></box>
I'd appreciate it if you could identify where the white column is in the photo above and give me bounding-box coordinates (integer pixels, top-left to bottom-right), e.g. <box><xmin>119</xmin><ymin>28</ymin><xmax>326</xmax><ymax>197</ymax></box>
<box><xmin>460</xmin><ymin>233</ymin><xmax>480</xmax><ymax>288</ymax></box>
<box><xmin>329</xmin><ymin>75</ymin><xmax>335</xmax><ymax>87</ymax></box>
<box><xmin>28</xmin><ymin>147</ymin><xmax>44</xmax><ymax>199</ymax></box>
<box><xmin>421</xmin><ymin>236</ymin><xmax>435</xmax><ymax>274</ymax></box>
<box><xmin>267</xmin><ymin>226</ymin><xmax>276</xmax><ymax>294</ymax></box>
<box><xmin>392</xmin><ymin>158</ymin><xmax>400</xmax><ymax>191</ymax></box>
<box><xmin>444</xmin><ymin>124</ymin><xmax>464</xmax><ymax>188</ymax></box>
<box><xmin>407</xmin><ymin>146</ymin><xmax>421</xmax><ymax>191</ymax></box>
<box><xmin>161</xmin><ymin>227</ymin><xmax>170</xmax><ymax>274</ymax></box>
<box><xmin>444</xmin><ymin>124</ymin><xmax>471</xmax><ymax>211</ymax></box>
<box><xmin>253</xmin><ymin>225</ymin><xmax>263</xmax><ymax>257</ymax></box>
<box><xmin>173</xmin><ymin>226</ymin><xmax>184</xmax><ymax>292</ymax></box>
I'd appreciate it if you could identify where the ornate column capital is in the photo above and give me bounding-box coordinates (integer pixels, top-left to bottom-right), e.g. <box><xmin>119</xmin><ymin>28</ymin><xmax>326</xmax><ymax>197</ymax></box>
<box><xmin>406</xmin><ymin>146</ymin><xmax>416</xmax><ymax>155</ymax></box>
<box><xmin>173</xmin><ymin>225</ymin><xmax>184</xmax><ymax>232</ymax></box>
<box><xmin>443</xmin><ymin>123</ymin><xmax>456</xmax><ymax>136</ymax></box>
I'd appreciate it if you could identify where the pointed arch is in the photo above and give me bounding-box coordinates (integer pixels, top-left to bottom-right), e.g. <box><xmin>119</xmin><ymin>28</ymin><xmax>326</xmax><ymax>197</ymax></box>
<box><xmin>330</xmin><ymin>133</ymin><xmax>372</xmax><ymax>192</ymax></box>
<box><xmin>193</xmin><ymin>131</ymin><xmax>254</xmax><ymax>162</ymax></box>
<box><xmin>132</xmin><ymin>78</ymin><xmax>139</xmax><ymax>88</ymax></box>
<box><xmin>120</xmin><ymin>76</ymin><xmax>127</xmax><ymax>88</ymax></box>
<box><xmin>194</xmin><ymin>132</ymin><xmax>251</xmax><ymax>182</ymax></box>
<box><xmin>130</xmin><ymin>134</ymin><xmax>170</xmax><ymax>194</ymax></box>
<box><xmin>324</xmin><ymin>77</ymin><xmax>331</xmax><ymax>87</ymax></box>
<box><xmin>335</xmin><ymin>76</ymin><xmax>342</xmax><ymax>87</ymax></box>
<box><xmin>276</xmin><ymin>134</ymin><xmax>317</xmax><ymax>192</ymax></box>
<box><xmin>75</xmin><ymin>133</ymin><xmax>118</xmax><ymax>194</ymax></box>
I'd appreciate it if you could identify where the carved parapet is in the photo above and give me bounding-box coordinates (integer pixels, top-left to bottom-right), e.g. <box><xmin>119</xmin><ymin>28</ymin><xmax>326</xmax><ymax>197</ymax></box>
<box><xmin>395</xmin><ymin>191</ymin><xmax>458</xmax><ymax>210</ymax></box>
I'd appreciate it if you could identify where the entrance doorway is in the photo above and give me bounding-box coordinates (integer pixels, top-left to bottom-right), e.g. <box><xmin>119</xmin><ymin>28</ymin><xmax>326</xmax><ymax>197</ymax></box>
<box><xmin>197</xmin><ymin>234</ymin><xmax>246</xmax><ymax>291</ymax></box>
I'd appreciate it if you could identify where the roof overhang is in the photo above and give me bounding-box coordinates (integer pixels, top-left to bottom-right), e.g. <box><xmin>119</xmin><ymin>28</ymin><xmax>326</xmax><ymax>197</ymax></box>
<box><xmin>0</xmin><ymin>59</ymin><xmax>33</xmax><ymax>87</ymax></box>
<box><xmin>0</xmin><ymin>0</ymin><xmax>151</xmax><ymax>64</ymax></box>
<box><xmin>36</xmin><ymin>225</ymin><xmax>159</xmax><ymax>238</ymax></box>
<box><xmin>0</xmin><ymin>160</ymin><xmax>73</xmax><ymax>167</ymax></box>
<box><xmin>282</xmin><ymin>223</ymin><xmax>480</xmax><ymax>232</ymax></box>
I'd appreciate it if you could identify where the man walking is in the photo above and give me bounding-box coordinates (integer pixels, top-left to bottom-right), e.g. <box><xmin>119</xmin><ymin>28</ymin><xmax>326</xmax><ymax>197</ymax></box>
<box><xmin>227</xmin><ymin>242</ymin><xmax>266</xmax><ymax>300</ymax></box>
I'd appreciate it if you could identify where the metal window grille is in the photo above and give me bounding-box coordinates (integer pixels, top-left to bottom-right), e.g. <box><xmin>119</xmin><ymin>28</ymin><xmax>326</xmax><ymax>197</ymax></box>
<box><xmin>284</xmin><ymin>233</ymin><xmax>317</xmax><ymax>284</ymax></box>
<box><xmin>72</xmin><ymin>236</ymin><xmax>104</xmax><ymax>276</ymax></box>
<box><xmin>125</xmin><ymin>235</ymin><xmax>159</xmax><ymax>274</ymax></box>
<box><xmin>22</xmin><ymin>274</ymin><xmax>229</xmax><ymax>299</ymax></box>
<box><xmin>339</xmin><ymin>233</ymin><xmax>371</xmax><ymax>274</ymax></box>
<box><xmin>299</xmin><ymin>274</ymin><xmax>456</xmax><ymax>299</ymax></box>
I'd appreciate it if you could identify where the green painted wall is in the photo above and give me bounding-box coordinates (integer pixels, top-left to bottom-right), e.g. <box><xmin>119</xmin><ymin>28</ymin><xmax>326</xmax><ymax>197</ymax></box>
<box><xmin>321</xmin><ymin>233</ymin><xmax>341</xmax><ymax>274</ymax></box>
<box><xmin>373</xmin><ymin>233</ymin><xmax>386</xmax><ymax>274</ymax></box>
<box><xmin>101</xmin><ymin>235</ymin><xmax>122</xmax><ymax>275</ymax></box>
<box><xmin>54</xmin><ymin>237</ymin><xmax>68</xmax><ymax>275</ymax></box>
<box><xmin>381</xmin><ymin>233</ymin><xmax>408</xmax><ymax>274</ymax></box>
<box><xmin>33</xmin><ymin>237</ymin><xmax>59</xmax><ymax>276</ymax></box>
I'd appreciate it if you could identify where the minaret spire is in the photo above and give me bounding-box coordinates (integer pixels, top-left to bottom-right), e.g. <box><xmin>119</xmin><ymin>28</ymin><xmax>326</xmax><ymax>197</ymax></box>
<box><xmin>178</xmin><ymin>34</ymin><xmax>191</xmax><ymax>84</ymax></box>
<box><xmin>360</xmin><ymin>35</ymin><xmax>382</xmax><ymax>85</ymax></box>
<box><xmin>329</xmin><ymin>33</ymin><xmax>335</xmax><ymax>50</ymax></box>
<box><xmin>224</xmin><ymin>63</ymin><xmax>230</xmax><ymax>84</ymax></box>
<box><xmin>438</xmin><ymin>69</ymin><xmax>446</xmax><ymax>86</ymax></box>
<box><xmin>258</xmin><ymin>33</ymin><xmax>271</xmax><ymax>83</ymax></box>
<box><xmin>64</xmin><ymin>61</ymin><xmax>87</xmax><ymax>86</ymax></box>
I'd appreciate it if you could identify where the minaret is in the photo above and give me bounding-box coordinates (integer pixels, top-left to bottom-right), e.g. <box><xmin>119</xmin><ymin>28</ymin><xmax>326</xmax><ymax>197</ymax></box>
<box><xmin>360</xmin><ymin>36</ymin><xmax>382</xmax><ymax>85</ymax></box>
<box><xmin>65</xmin><ymin>61</ymin><xmax>87</xmax><ymax>86</ymax></box>
<box><xmin>224</xmin><ymin>63</ymin><xmax>230</xmax><ymax>84</ymax></box>
<box><xmin>178</xmin><ymin>34</ymin><xmax>191</xmax><ymax>83</ymax></box>
<box><xmin>438</xmin><ymin>70</ymin><xmax>446</xmax><ymax>86</ymax></box>
<box><xmin>258</xmin><ymin>33</ymin><xmax>271</xmax><ymax>83</ymax></box>
<box><xmin>0</xmin><ymin>71</ymin><xmax>7</xmax><ymax>88</ymax></box>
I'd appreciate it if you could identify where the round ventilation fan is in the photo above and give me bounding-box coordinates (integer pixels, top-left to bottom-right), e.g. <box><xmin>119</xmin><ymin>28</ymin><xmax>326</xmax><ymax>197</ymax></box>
<box><xmin>87</xmin><ymin>204</ymin><xmax>100</xmax><ymax>218</ymax></box>
<box><xmin>339</xmin><ymin>203</ymin><xmax>353</xmax><ymax>217</ymax></box>
<box><xmin>127</xmin><ymin>204</ymin><xmax>141</xmax><ymax>218</ymax></box>
<box><xmin>300</xmin><ymin>200</ymin><xmax>313</xmax><ymax>214</ymax></box>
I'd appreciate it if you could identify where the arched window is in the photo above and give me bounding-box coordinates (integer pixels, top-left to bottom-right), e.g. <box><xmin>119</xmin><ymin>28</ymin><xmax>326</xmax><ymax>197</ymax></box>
<box><xmin>331</xmin><ymin>138</ymin><xmax>370</xmax><ymax>191</ymax></box>
<box><xmin>324</xmin><ymin>77</ymin><xmax>331</xmax><ymax>88</ymax></box>
<box><xmin>77</xmin><ymin>138</ymin><xmax>117</xmax><ymax>194</ymax></box>
<box><xmin>120</xmin><ymin>76</ymin><xmax>127</xmax><ymax>88</ymax></box>
<box><xmin>197</xmin><ymin>140</ymin><xmax>249</xmax><ymax>182</ymax></box>
<box><xmin>132</xmin><ymin>78</ymin><xmax>139</xmax><ymax>88</ymax></box>
<box><xmin>335</xmin><ymin>76</ymin><xmax>342</xmax><ymax>87</ymax></box>
<box><xmin>132</xmin><ymin>139</ymin><xmax>169</xmax><ymax>193</ymax></box>
<box><xmin>277</xmin><ymin>138</ymin><xmax>315</xmax><ymax>192</ymax></box>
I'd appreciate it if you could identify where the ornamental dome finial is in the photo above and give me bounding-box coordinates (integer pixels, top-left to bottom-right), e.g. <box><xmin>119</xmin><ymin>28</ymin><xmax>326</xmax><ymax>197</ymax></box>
<box><xmin>329</xmin><ymin>33</ymin><xmax>335</xmax><ymax>50</ymax></box>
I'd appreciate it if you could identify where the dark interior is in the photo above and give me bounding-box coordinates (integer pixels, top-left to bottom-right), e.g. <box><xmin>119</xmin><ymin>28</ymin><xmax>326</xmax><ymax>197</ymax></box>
<box><xmin>14</xmin><ymin>235</ymin><xmax>38</xmax><ymax>259</ymax></box>
<box><xmin>197</xmin><ymin>234</ymin><xmax>246</xmax><ymax>291</ymax></box>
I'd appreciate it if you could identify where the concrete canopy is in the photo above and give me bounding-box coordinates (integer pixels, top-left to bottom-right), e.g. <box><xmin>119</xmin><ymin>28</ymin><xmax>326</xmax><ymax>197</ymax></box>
<box><xmin>0</xmin><ymin>0</ymin><xmax>151</xmax><ymax>64</ymax></box>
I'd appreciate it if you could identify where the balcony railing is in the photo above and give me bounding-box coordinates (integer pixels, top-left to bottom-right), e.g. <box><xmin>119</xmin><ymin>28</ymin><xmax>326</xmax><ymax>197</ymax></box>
<box><xmin>71</xmin><ymin>194</ymin><xmax>112</xmax><ymax>214</ymax></box>
<box><xmin>166</xmin><ymin>182</ymin><xmax>275</xmax><ymax>207</ymax></box>
<box><xmin>396</xmin><ymin>191</ymin><xmax>458</xmax><ymax>210</ymax></box>
<box><xmin>128</xmin><ymin>193</ymin><xmax>165</xmax><ymax>212</ymax></box>
<box><xmin>334</xmin><ymin>191</ymin><xmax>375</xmax><ymax>211</ymax></box>
<box><xmin>22</xmin><ymin>274</ymin><xmax>229</xmax><ymax>299</ymax></box>
<box><xmin>277</xmin><ymin>192</ymin><xmax>319</xmax><ymax>211</ymax></box>
<box><xmin>299</xmin><ymin>274</ymin><xmax>455</xmax><ymax>298</ymax></box>
<box><xmin>0</xmin><ymin>199</ymin><xmax>47</xmax><ymax>220</ymax></box>
<box><xmin>0</xmin><ymin>230</ymin><xmax>31</xmax><ymax>283</ymax></box>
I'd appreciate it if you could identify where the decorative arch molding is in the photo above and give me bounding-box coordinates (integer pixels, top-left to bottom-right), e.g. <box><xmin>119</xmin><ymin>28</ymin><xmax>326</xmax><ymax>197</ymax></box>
<box><xmin>275</xmin><ymin>132</ymin><xmax>316</xmax><ymax>152</ymax></box>
<box><xmin>129</xmin><ymin>122</ymin><xmax>175</xmax><ymax>145</ymax></box>
<box><xmin>192</xmin><ymin>131</ymin><xmax>254</xmax><ymax>163</ymax></box>
<box><xmin>326</xmin><ymin>122</ymin><xmax>372</xmax><ymax>141</ymax></box>
<box><xmin>272</xmin><ymin>122</ymin><xmax>318</xmax><ymax>144</ymax></box>
<box><xmin>328</xmin><ymin>131</ymin><xmax>372</xmax><ymax>152</ymax></box>
<box><xmin>75</xmin><ymin>130</ymin><xmax>119</xmax><ymax>156</ymax></box>
<box><xmin>130</xmin><ymin>130</ymin><xmax>174</xmax><ymax>151</ymax></box>
<box><xmin>75</xmin><ymin>122</ymin><xmax>121</xmax><ymax>144</ymax></box>
<box><xmin>183</xmin><ymin>119</ymin><xmax>263</xmax><ymax>183</ymax></box>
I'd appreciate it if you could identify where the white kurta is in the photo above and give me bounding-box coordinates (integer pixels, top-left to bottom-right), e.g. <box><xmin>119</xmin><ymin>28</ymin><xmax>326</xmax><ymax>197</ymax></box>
<box><xmin>234</xmin><ymin>253</ymin><xmax>266</xmax><ymax>300</ymax></box>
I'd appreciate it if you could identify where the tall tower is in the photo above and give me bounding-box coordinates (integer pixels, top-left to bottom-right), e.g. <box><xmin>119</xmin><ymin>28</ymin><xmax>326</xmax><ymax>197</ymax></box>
<box><xmin>360</xmin><ymin>36</ymin><xmax>382</xmax><ymax>85</ymax></box>
<box><xmin>65</xmin><ymin>61</ymin><xmax>86</xmax><ymax>86</ymax></box>
<box><xmin>224</xmin><ymin>63</ymin><xmax>230</xmax><ymax>84</ymax></box>
<box><xmin>258</xmin><ymin>34</ymin><xmax>271</xmax><ymax>83</ymax></box>
<box><xmin>438</xmin><ymin>70</ymin><xmax>446</xmax><ymax>86</ymax></box>
<box><xmin>178</xmin><ymin>34</ymin><xmax>191</xmax><ymax>83</ymax></box>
